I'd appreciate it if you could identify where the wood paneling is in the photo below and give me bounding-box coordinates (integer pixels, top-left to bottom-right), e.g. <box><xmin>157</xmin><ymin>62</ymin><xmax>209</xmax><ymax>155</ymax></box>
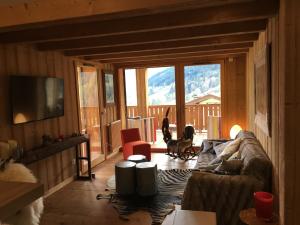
<box><xmin>221</xmin><ymin>55</ymin><xmax>247</xmax><ymax>138</ymax></box>
<box><xmin>245</xmin><ymin>3</ymin><xmax>300</xmax><ymax>222</ymax></box>
<box><xmin>0</xmin><ymin>44</ymin><xmax>79</xmax><ymax>192</ymax></box>
<box><xmin>246</xmin><ymin>17</ymin><xmax>280</xmax><ymax>217</ymax></box>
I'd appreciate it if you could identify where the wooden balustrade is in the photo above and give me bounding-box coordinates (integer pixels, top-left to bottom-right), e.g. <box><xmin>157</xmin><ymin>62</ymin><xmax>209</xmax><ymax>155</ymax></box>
<box><xmin>80</xmin><ymin>104</ymin><xmax>221</xmax><ymax>133</ymax></box>
<box><xmin>127</xmin><ymin>104</ymin><xmax>221</xmax><ymax>132</ymax></box>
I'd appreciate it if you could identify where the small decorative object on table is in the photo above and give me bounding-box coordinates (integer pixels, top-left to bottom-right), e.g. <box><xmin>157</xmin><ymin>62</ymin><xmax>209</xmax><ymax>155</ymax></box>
<box><xmin>42</xmin><ymin>134</ymin><xmax>53</xmax><ymax>146</ymax></box>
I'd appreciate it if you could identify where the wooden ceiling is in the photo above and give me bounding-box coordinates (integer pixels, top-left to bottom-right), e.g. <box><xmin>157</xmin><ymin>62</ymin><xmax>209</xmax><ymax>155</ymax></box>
<box><xmin>0</xmin><ymin>0</ymin><xmax>279</xmax><ymax>68</ymax></box>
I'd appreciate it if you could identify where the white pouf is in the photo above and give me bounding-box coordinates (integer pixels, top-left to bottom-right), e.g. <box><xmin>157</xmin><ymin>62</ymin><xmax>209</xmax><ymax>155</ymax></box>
<box><xmin>127</xmin><ymin>155</ymin><xmax>147</xmax><ymax>164</ymax></box>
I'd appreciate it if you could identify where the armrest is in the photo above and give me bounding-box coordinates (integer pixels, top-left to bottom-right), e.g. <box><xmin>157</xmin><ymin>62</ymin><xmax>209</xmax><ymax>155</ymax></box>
<box><xmin>182</xmin><ymin>171</ymin><xmax>264</xmax><ymax>225</ymax></box>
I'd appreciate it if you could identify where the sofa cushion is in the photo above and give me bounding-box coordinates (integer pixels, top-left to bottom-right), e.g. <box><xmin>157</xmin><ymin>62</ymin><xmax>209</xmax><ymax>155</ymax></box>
<box><xmin>213</xmin><ymin>141</ymin><xmax>231</xmax><ymax>156</ymax></box>
<box><xmin>214</xmin><ymin>159</ymin><xmax>243</xmax><ymax>175</ymax></box>
<box><xmin>219</xmin><ymin>138</ymin><xmax>242</xmax><ymax>157</ymax></box>
<box><xmin>202</xmin><ymin>140</ymin><xmax>214</xmax><ymax>153</ymax></box>
<box><xmin>195</xmin><ymin>152</ymin><xmax>216</xmax><ymax>168</ymax></box>
<box><xmin>228</xmin><ymin>150</ymin><xmax>241</xmax><ymax>160</ymax></box>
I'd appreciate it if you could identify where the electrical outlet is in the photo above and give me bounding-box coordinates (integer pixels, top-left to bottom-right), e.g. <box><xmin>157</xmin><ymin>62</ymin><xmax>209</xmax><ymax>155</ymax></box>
<box><xmin>72</xmin><ymin>159</ymin><xmax>76</xmax><ymax>165</ymax></box>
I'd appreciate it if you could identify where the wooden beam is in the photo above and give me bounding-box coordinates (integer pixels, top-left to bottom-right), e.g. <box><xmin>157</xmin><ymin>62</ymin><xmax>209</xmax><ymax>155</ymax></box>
<box><xmin>0</xmin><ymin>0</ymin><xmax>250</xmax><ymax>28</ymax></box>
<box><xmin>36</xmin><ymin>20</ymin><xmax>267</xmax><ymax>51</ymax></box>
<box><xmin>96</xmin><ymin>49</ymin><xmax>249</xmax><ymax>64</ymax></box>
<box><xmin>0</xmin><ymin>1</ymin><xmax>278</xmax><ymax>43</ymax></box>
<box><xmin>84</xmin><ymin>42</ymin><xmax>253</xmax><ymax>60</ymax></box>
<box><xmin>114</xmin><ymin>53</ymin><xmax>246</xmax><ymax>68</ymax></box>
<box><xmin>64</xmin><ymin>34</ymin><xmax>257</xmax><ymax>56</ymax></box>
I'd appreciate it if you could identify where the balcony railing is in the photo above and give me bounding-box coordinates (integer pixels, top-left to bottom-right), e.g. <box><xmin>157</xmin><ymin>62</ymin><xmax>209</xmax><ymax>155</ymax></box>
<box><xmin>127</xmin><ymin>104</ymin><xmax>221</xmax><ymax>132</ymax></box>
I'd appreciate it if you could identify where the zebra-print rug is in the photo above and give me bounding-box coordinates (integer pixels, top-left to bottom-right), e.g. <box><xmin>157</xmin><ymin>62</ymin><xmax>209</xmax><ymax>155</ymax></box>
<box><xmin>98</xmin><ymin>169</ymin><xmax>193</xmax><ymax>225</ymax></box>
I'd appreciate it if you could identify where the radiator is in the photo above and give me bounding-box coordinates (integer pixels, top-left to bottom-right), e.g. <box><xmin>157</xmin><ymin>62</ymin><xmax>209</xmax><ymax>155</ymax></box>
<box><xmin>107</xmin><ymin>120</ymin><xmax>122</xmax><ymax>154</ymax></box>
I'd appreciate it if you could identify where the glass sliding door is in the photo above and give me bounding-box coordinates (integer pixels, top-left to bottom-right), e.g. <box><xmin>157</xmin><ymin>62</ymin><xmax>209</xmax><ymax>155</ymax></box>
<box><xmin>77</xmin><ymin>66</ymin><xmax>104</xmax><ymax>167</ymax></box>
<box><xmin>146</xmin><ymin>66</ymin><xmax>176</xmax><ymax>147</ymax></box>
<box><xmin>184</xmin><ymin>64</ymin><xmax>221</xmax><ymax>146</ymax></box>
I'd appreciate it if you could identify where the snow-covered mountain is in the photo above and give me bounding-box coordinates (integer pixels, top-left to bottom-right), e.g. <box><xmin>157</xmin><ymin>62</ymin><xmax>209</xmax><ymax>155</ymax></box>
<box><xmin>147</xmin><ymin>64</ymin><xmax>221</xmax><ymax>105</ymax></box>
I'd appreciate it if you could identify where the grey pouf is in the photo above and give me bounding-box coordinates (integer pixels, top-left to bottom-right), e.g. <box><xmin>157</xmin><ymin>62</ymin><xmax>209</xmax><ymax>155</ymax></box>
<box><xmin>115</xmin><ymin>161</ymin><xmax>136</xmax><ymax>195</ymax></box>
<box><xmin>128</xmin><ymin>154</ymin><xmax>147</xmax><ymax>164</ymax></box>
<box><xmin>136</xmin><ymin>162</ymin><xmax>158</xmax><ymax>196</ymax></box>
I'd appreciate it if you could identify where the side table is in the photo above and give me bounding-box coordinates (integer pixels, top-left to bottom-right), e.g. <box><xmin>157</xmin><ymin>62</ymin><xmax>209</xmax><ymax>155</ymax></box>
<box><xmin>240</xmin><ymin>208</ymin><xmax>278</xmax><ymax>225</ymax></box>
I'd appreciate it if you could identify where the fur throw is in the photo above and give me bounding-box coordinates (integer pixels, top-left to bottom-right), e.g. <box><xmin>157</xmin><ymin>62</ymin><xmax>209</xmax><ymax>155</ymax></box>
<box><xmin>0</xmin><ymin>163</ymin><xmax>44</xmax><ymax>225</ymax></box>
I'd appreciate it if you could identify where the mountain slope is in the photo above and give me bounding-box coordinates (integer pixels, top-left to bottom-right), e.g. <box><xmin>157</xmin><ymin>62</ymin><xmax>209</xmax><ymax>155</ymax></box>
<box><xmin>147</xmin><ymin>64</ymin><xmax>221</xmax><ymax>105</ymax></box>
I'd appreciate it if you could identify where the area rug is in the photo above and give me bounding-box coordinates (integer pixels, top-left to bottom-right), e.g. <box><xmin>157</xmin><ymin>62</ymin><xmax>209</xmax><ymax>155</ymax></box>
<box><xmin>97</xmin><ymin>169</ymin><xmax>193</xmax><ymax>225</ymax></box>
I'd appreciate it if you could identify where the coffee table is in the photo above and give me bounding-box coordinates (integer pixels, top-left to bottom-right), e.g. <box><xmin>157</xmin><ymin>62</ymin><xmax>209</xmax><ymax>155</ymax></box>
<box><xmin>162</xmin><ymin>205</ymin><xmax>217</xmax><ymax>225</ymax></box>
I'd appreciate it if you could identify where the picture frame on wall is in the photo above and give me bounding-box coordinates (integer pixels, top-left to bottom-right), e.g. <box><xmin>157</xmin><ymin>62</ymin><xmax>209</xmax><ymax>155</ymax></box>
<box><xmin>102</xmin><ymin>70</ymin><xmax>115</xmax><ymax>106</ymax></box>
<box><xmin>254</xmin><ymin>43</ymin><xmax>272</xmax><ymax>137</ymax></box>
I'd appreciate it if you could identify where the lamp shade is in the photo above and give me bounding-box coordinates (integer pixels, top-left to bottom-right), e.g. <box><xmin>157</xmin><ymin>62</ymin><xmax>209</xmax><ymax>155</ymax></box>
<box><xmin>230</xmin><ymin>125</ymin><xmax>242</xmax><ymax>139</ymax></box>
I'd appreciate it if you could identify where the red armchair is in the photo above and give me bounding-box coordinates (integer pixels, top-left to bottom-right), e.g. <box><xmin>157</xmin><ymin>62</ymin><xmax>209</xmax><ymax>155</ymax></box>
<box><xmin>120</xmin><ymin>128</ymin><xmax>151</xmax><ymax>161</ymax></box>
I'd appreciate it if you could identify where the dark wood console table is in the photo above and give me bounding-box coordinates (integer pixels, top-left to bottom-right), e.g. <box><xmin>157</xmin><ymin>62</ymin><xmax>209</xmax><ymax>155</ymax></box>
<box><xmin>21</xmin><ymin>135</ymin><xmax>92</xmax><ymax>180</ymax></box>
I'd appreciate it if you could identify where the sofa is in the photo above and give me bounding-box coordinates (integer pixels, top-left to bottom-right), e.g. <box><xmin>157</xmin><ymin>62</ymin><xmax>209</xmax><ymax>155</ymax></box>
<box><xmin>182</xmin><ymin>131</ymin><xmax>272</xmax><ymax>225</ymax></box>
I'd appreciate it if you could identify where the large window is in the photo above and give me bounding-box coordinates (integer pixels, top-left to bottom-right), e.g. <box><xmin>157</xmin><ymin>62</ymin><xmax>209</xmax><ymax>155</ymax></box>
<box><xmin>125</xmin><ymin>69</ymin><xmax>137</xmax><ymax>106</ymax></box>
<box><xmin>184</xmin><ymin>64</ymin><xmax>221</xmax><ymax>104</ymax></box>
<box><xmin>147</xmin><ymin>66</ymin><xmax>175</xmax><ymax>105</ymax></box>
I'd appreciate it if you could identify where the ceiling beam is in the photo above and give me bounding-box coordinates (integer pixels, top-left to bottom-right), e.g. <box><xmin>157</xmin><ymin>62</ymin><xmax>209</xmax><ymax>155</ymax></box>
<box><xmin>0</xmin><ymin>0</ymin><xmax>249</xmax><ymax>28</ymax></box>
<box><xmin>114</xmin><ymin>53</ymin><xmax>246</xmax><ymax>68</ymax></box>
<box><xmin>0</xmin><ymin>0</ymin><xmax>278</xmax><ymax>43</ymax></box>
<box><xmin>36</xmin><ymin>19</ymin><xmax>266</xmax><ymax>51</ymax></box>
<box><xmin>65</xmin><ymin>34</ymin><xmax>257</xmax><ymax>56</ymax></box>
<box><xmin>84</xmin><ymin>42</ymin><xmax>253</xmax><ymax>60</ymax></box>
<box><xmin>96</xmin><ymin>48</ymin><xmax>249</xmax><ymax>64</ymax></box>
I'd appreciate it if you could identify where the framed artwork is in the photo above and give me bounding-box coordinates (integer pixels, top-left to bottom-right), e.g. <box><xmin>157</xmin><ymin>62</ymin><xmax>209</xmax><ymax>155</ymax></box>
<box><xmin>254</xmin><ymin>43</ymin><xmax>272</xmax><ymax>137</ymax></box>
<box><xmin>102</xmin><ymin>70</ymin><xmax>115</xmax><ymax>106</ymax></box>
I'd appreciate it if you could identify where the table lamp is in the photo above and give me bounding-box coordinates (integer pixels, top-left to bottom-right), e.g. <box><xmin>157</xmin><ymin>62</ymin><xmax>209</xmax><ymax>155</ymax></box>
<box><xmin>230</xmin><ymin>124</ymin><xmax>242</xmax><ymax>139</ymax></box>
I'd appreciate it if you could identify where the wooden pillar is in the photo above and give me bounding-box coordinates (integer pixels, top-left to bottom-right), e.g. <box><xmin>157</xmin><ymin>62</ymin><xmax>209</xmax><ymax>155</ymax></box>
<box><xmin>278</xmin><ymin>0</ymin><xmax>300</xmax><ymax>224</ymax></box>
<box><xmin>136</xmin><ymin>68</ymin><xmax>148</xmax><ymax>118</ymax></box>
<box><xmin>117</xmin><ymin>68</ymin><xmax>126</xmax><ymax>128</ymax></box>
<box><xmin>175</xmin><ymin>63</ymin><xmax>185</xmax><ymax>136</ymax></box>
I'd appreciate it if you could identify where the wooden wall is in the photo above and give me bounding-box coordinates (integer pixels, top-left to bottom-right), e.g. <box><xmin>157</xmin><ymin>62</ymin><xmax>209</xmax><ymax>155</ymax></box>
<box><xmin>221</xmin><ymin>55</ymin><xmax>247</xmax><ymax>138</ymax></box>
<box><xmin>0</xmin><ymin>44</ymin><xmax>79</xmax><ymax>192</ymax></box>
<box><xmin>246</xmin><ymin>16</ymin><xmax>280</xmax><ymax>213</ymax></box>
<box><xmin>0</xmin><ymin>44</ymin><xmax>116</xmax><ymax>193</ymax></box>
<box><xmin>247</xmin><ymin>0</ymin><xmax>300</xmax><ymax>222</ymax></box>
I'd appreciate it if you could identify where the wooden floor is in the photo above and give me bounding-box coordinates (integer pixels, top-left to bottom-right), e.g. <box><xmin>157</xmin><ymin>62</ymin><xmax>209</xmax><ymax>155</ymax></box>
<box><xmin>40</xmin><ymin>153</ymin><xmax>197</xmax><ymax>225</ymax></box>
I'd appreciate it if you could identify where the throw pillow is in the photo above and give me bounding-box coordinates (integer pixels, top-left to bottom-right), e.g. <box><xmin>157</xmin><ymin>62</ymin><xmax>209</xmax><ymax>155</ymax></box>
<box><xmin>214</xmin><ymin>159</ymin><xmax>243</xmax><ymax>175</ymax></box>
<box><xmin>219</xmin><ymin>138</ymin><xmax>242</xmax><ymax>158</ymax></box>
<box><xmin>213</xmin><ymin>141</ymin><xmax>231</xmax><ymax>156</ymax></box>
<box><xmin>202</xmin><ymin>140</ymin><xmax>214</xmax><ymax>153</ymax></box>
<box><xmin>228</xmin><ymin>150</ymin><xmax>241</xmax><ymax>160</ymax></box>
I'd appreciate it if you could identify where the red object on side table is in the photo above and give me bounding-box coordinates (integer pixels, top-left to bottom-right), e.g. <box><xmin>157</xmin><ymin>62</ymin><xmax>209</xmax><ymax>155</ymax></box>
<box><xmin>254</xmin><ymin>192</ymin><xmax>274</xmax><ymax>220</ymax></box>
<box><xmin>121</xmin><ymin>128</ymin><xmax>151</xmax><ymax>161</ymax></box>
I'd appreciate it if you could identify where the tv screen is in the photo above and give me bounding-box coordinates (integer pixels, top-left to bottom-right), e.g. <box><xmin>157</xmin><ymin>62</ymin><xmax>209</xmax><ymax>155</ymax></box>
<box><xmin>11</xmin><ymin>76</ymin><xmax>64</xmax><ymax>124</ymax></box>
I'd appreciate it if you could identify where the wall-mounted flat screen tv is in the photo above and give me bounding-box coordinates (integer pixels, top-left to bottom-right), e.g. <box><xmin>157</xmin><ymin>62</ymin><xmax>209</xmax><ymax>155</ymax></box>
<box><xmin>11</xmin><ymin>76</ymin><xmax>64</xmax><ymax>125</ymax></box>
